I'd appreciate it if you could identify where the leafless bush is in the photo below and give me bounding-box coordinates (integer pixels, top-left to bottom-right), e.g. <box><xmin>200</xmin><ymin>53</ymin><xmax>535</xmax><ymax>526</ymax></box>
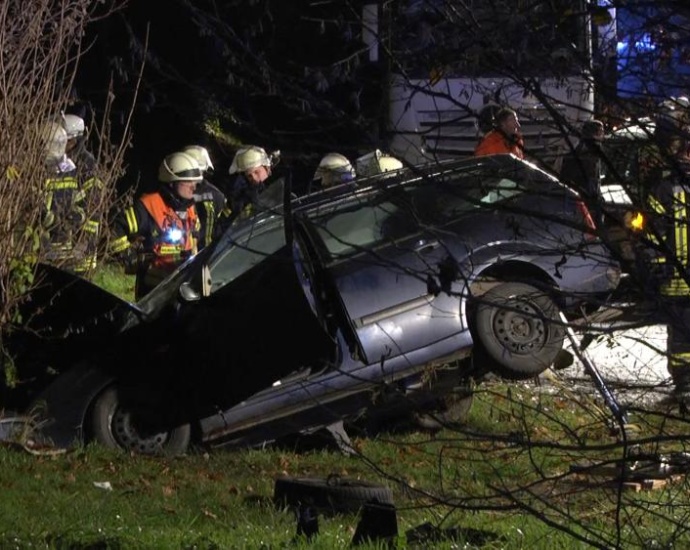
<box><xmin>0</xmin><ymin>0</ymin><xmax>130</xmax><ymax>378</ymax></box>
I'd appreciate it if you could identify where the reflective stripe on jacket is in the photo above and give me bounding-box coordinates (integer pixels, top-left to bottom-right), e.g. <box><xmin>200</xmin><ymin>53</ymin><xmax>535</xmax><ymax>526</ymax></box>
<box><xmin>649</xmin><ymin>179</ymin><xmax>690</xmax><ymax>296</ymax></box>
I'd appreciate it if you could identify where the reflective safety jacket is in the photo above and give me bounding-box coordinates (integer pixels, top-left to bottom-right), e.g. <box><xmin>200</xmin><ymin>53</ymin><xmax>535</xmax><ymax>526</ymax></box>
<box><xmin>41</xmin><ymin>158</ymin><xmax>95</xmax><ymax>273</ymax></box>
<box><xmin>474</xmin><ymin>130</ymin><xmax>525</xmax><ymax>159</ymax></box>
<box><xmin>193</xmin><ymin>178</ymin><xmax>228</xmax><ymax>249</ymax></box>
<box><xmin>110</xmin><ymin>190</ymin><xmax>199</xmax><ymax>268</ymax></box>
<box><xmin>72</xmin><ymin>149</ymin><xmax>103</xmax><ymax>273</ymax></box>
<box><xmin>647</xmin><ymin>160</ymin><xmax>690</xmax><ymax>296</ymax></box>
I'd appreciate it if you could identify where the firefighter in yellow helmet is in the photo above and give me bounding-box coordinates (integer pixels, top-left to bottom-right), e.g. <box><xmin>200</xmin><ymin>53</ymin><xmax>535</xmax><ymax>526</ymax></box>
<box><xmin>226</xmin><ymin>145</ymin><xmax>281</xmax><ymax>223</ymax></box>
<box><xmin>311</xmin><ymin>153</ymin><xmax>356</xmax><ymax>192</ymax></box>
<box><xmin>109</xmin><ymin>151</ymin><xmax>202</xmax><ymax>300</ymax></box>
<box><xmin>182</xmin><ymin>145</ymin><xmax>228</xmax><ymax>248</ymax></box>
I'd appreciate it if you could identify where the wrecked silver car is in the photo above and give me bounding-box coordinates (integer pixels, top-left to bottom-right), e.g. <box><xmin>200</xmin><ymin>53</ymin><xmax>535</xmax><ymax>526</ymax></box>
<box><xmin>1</xmin><ymin>154</ymin><xmax>621</xmax><ymax>455</ymax></box>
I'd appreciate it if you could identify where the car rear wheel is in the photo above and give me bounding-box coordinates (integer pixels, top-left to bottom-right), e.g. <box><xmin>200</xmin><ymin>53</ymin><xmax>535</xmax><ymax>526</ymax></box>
<box><xmin>90</xmin><ymin>386</ymin><xmax>191</xmax><ymax>456</ymax></box>
<box><xmin>473</xmin><ymin>282</ymin><xmax>564</xmax><ymax>380</ymax></box>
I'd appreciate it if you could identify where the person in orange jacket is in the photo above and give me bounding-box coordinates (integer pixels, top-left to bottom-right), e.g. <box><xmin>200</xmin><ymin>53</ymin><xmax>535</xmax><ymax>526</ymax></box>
<box><xmin>474</xmin><ymin>107</ymin><xmax>525</xmax><ymax>159</ymax></box>
<box><xmin>109</xmin><ymin>151</ymin><xmax>202</xmax><ymax>300</ymax></box>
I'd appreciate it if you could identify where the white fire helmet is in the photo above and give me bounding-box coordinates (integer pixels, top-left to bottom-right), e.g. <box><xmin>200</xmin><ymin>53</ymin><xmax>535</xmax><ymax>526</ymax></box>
<box><xmin>158</xmin><ymin>151</ymin><xmax>204</xmax><ymax>183</ymax></box>
<box><xmin>356</xmin><ymin>149</ymin><xmax>403</xmax><ymax>177</ymax></box>
<box><xmin>62</xmin><ymin>114</ymin><xmax>86</xmax><ymax>139</ymax></box>
<box><xmin>313</xmin><ymin>153</ymin><xmax>356</xmax><ymax>188</ymax></box>
<box><xmin>229</xmin><ymin>145</ymin><xmax>273</xmax><ymax>175</ymax></box>
<box><xmin>182</xmin><ymin>145</ymin><xmax>214</xmax><ymax>173</ymax></box>
<box><xmin>42</xmin><ymin>121</ymin><xmax>68</xmax><ymax>164</ymax></box>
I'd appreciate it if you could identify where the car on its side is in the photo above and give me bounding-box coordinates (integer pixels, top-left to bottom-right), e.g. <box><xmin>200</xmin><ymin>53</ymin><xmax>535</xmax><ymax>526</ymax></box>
<box><xmin>1</xmin><ymin>154</ymin><xmax>621</xmax><ymax>455</ymax></box>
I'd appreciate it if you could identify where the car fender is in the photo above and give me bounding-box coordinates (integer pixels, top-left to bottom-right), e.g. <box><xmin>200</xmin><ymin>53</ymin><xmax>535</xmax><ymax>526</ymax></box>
<box><xmin>455</xmin><ymin>243</ymin><xmax>558</xmax><ymax>292</ymax></box>
<box><xmin>30</xmin><ymin>361</ymin><xmax>116</xmax><ymax>450</ymax></box>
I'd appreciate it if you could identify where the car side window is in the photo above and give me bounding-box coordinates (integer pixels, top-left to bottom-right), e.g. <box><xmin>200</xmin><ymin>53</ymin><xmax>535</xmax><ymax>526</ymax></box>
<box><xmin>479</xmin><ymin>178</ymin><xmax>521</xmax><ymax>204</ymax></box>
<box><xmin>207</xmin><ymin>222</ymin><xmax>286</xmax><ymax>292</ymax></box>
<box><xmin>429</xmin><ymin>174</ymin><xmax>524</xmax><ymax>221</ymax></box>
<box><xmin>312</xmin><ymin>200</ymin><xmax>401</xmax><ymax>256</ymax></box>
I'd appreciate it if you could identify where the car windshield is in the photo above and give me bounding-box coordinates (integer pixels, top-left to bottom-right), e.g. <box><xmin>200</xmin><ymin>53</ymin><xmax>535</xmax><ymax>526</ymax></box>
<box><xmin>306</xmin><ymin>167</ymin><xmax>533</xmax><ymax>258</ymax></box>
<box><xmin>206</xmin><ymin>215</ymin><xmax>286</xmax><ymax>293</ymax></box>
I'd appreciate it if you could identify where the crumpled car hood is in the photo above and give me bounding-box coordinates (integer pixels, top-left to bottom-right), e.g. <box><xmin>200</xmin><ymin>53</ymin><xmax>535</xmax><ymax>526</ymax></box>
<box><xmin>2</xmin><ymin>264</ymin><xmax>145</xmax><ymax>404</ymax></box>
<box><xmin>16</xmin><ymin>263</ymin><xmax>145</xmax><ymax>338</ymax></box>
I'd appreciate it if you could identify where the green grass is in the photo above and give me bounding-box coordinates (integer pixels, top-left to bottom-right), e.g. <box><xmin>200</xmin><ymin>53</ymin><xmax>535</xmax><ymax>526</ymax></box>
<box><xmin>2</xmin><ymin>384</ymin><xmax>690</xmax><ymax>548</ymax></box>
<box><xmin>89</xmin><ymin>261</ymin><xmax>136</xmax><ymax>302</ymax></box>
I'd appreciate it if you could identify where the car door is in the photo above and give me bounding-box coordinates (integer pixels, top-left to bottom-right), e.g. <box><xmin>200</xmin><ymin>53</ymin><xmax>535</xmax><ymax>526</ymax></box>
<box><xmin>302</xmin><ymin>184</ymin><xmax>466</xmax><ymax>365</ymax></box>
<box><xmin>166</xmin><ymin>214</ymin><xmax>336</xmax><ymax>416</ymax></box>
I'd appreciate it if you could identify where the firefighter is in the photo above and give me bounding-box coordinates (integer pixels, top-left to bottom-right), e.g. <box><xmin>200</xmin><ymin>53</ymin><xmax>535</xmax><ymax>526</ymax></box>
<box><xmin>62</xmin><ymin>113</ymin><xmax>104</xmax><ymax>272</ymax></box>
<box><xmin>646</xmin><ymin>104</ymin><xmax>690</xmax><ymax>409</ymax></box>
<box><xmin>226</xmin><ymin>145</ymin><xmax>281</xmax><ymax>224</ymax></box>
<box><xmin>474</xmin><ymin>107</ymin><xmax>525</xmax><ymax>159</ymax></box>
<box><xmin>110</xmin><ymin>151</ymin><xmax>202</xmax><ymax>300</ymax></box>
<box><xmin>39</xmin><ymin>121</ymin><xmax>96</xmax><ymax>275</ymax></box>
<box><xmin>182</xmin><ymin>145</ymin><xmax>228</xmax><ymax>248</ymax></box>
<box><xmin>311</xmin><ymin>153</ymin><xmax>356</xmax><ymax>191</ymax></box>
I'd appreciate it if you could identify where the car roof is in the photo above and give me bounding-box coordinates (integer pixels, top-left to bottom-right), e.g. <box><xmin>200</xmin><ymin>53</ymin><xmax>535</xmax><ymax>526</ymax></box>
<box><xmin>298</xmin><ymin>153</ymin><xmax>556</xmax><ymax>203</ymax></box>
<box><xmin>225</xmin><ymin>154</ymin><xmax>563</xmax><ymax>231</ymax></box>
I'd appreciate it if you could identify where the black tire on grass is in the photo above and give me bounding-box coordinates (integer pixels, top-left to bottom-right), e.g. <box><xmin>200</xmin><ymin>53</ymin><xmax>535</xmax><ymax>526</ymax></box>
<box><xmin>274</xmin><ymin>475</ymin><xmax>394</xmax><ymax>515</ymax></box>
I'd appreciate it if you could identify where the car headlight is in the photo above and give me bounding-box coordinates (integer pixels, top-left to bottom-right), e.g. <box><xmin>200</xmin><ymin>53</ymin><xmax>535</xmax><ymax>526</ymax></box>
<box><xmin>624</xmin><ymin>211</ymin><xmax>645</xmax><ymax>232</ymax></box>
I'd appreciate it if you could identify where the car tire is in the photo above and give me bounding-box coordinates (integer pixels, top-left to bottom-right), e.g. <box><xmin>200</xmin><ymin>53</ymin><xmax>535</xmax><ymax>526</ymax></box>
<box><xmin>90</xmin><ymin>386</ymin><xmax>191</xmax><ymax>456</ymax></box>
<box><xmin>474</xmin><ymin>282</ymin><xmax>564</xmax><ymax>380</ymax></box>
<box><xmin>274</xmin><ymin>476</ymin><xmax>394</xmax><ymax>515</ymax></box>
<box><xmin>412</xmin><ymin>388</ymin><xmax>474</xmax><ymax>431</ymax></box>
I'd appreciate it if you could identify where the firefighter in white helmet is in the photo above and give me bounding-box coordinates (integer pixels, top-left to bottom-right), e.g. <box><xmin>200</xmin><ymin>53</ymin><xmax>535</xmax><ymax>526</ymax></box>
<box><xmin>110</xmin><ymin>151</ymin><xmax>202</xmax><ymax>299</ymax></box>
<box><xmin>39</xmin><ymin>121</ymin><xmax>87</xmax><ymax>273</ymax></box>
<box><xmin>182</xmin><ymin>145</ymin><xmax>228</xmax><ymax>248</ymax></box>
<box><xmin>62</xmin><ymin>113</ymin><xmax>97</xmax><ymax>174</ymax></box>
<box><xmin>355</xmin><ymin>149</ymin><xmax>403</xmax><ymax>178</ymax></box>
<box><xmin>311</xmin><ymin>153</ymin><xmax>356</xmax><ymax>191</ymax></box>
<box><xmin>61</xmin><ymin>113</ymin><xmax>104</xmax><ymax>272</ymax></box>
<box><xmin>227</xmin><ymin>145</ymin><xmax>281</xmax><ymax>223</ymax></box>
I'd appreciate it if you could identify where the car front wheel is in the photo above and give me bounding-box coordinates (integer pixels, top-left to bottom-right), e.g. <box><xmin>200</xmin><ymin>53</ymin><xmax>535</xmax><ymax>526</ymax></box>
<box><xmin>90</xmin><ymin>386</ymin><xmax>191</xmax><ymax>456</ymax></box>
<box><xmin>473</xmin><ymin>282</ymin><xmax>564</xmax><ymax>380</ymax></box>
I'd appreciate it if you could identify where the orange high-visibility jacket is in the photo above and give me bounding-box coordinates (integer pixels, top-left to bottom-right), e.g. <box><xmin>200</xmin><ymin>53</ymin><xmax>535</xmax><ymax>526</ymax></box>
<box><xmin>474</xmin><ymin>130</ymin><xmax>525</xmax><ymax>159</ymax></box>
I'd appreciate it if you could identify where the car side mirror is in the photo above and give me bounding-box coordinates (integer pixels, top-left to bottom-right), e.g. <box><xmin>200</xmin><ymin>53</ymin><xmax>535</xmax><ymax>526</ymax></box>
<box><xmin>179</xmin><ymin>265</ymin><xmax>212</xmax><ymax>302</ymax></box>
<box><xmin>179</xmin><ymin>282</ymin><xmax>200</xmax><ymax>302</ymax></box>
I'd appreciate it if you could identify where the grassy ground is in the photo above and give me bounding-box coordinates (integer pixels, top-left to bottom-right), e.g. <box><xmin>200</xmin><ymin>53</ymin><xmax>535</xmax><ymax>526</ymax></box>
<box><xmin>89</xmin><ymin>261</ymin><xmax>136</xmax><ymax>302</ymax></box>
<box><xmin>2</xmin><ymin>382</ymin><xmax>690</xmax><ymax>549</ymax></box>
